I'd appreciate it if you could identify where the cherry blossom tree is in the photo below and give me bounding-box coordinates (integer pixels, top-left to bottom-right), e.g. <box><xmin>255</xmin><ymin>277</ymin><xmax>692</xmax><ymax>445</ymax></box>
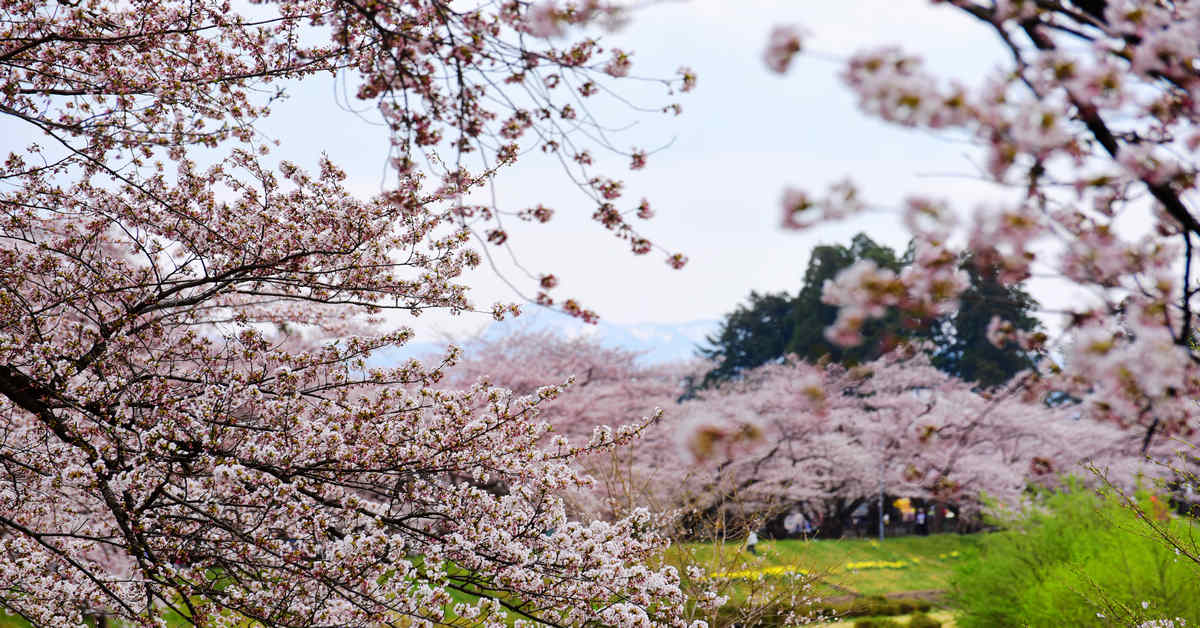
<box><xmin>437</xmin><ymin>328</ymin><xmax>705</xmax><ymax>521</ymax></box>
<box><xmin>0</xmin><ymin>0</ymin><xmax>709</xmax><ymax>625</ymax></box>
<box><xmin>669</xmin><ymin>347</ymin><xmax>1172</xmax><ymax>535</ymax></box>
<box><xmin>440</xmin><ymin>329</ymin><xmax>1171</xmax><ymax>541</ymax></box>
<box><xmin>767</xmin><ymin>1</ymin><xmax>1200</xmax><ymax>453</ymax></box>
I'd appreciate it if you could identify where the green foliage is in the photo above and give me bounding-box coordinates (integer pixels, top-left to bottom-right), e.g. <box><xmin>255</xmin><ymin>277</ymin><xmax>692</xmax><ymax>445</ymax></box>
<box><xmin>698</xmin><ymin>290</ymin><xmax>798</xmax><ymax>385</ymax></box>
<box><xmin>949</xmin><ymin>482</ymin><xmax>1200</xmax><ymax>628</ymax></box>
<box><xmin>830</xmin><ymin>596</ymin><xmax>933</xmax><ymax>619</ymax></box>
<box><xmin>927</xmin><ymin>260</ymin><xmax>1042</xmax><ymax>388</ymax></box>
<box><xmin>786</xmin><ymin>234</ymin><xmax>914</xmax><ymax>367</ymax></box>
<box><xmin>699</xmin><ymin>232</ymin><xmax>1042</xmax><ymax>388</ymax></box>
<box><xmin>852</xmin><ymin>618</ymin><xmax>903</xmax><ymax>628</ymax></box>
<box><xmin>0</xmin><ymin>614</ymin><xmax>31</xmax><ymax>628</ymax></box>
<box><xmin>849</xmin><ymin>596</ymin><xmax>892</xmax><ymax>616</ymax></box>
<box><xmin>906</xmin><ymin>611</ymin><xmax>943</xmax><ymax>628</ymax></box>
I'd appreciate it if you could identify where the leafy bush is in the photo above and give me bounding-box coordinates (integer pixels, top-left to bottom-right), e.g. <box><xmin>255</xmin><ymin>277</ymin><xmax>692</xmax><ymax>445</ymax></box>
<box><xmin>841</xmin><ymin>596</ymin><xmax>932</xmax><ymax>618</ymax></box>
<box><xmin>852</xmin><ymin>619</ymin><xmax>903</xmax><ymax>628</ymax></box>
<box><xmin>845</xmin><ymin>596</ymin><xmax>892</xmax><ymax>617</ymax></box>
<box><xmin>949</xmin><ymin>481</ymin><xmax>1200</xmax><ymax>627</ymax></box>
<box><xmin>891</xmin><ymin>598</ymin><xmax>932</xmax><ymax>615</ymax></box>
<box><xmin>907</xmin><ymin>611</ymin><xmax>942</xmax><ymax>628</ymax></box>
<box><xmin>800</xmin><ymin>596</ymin><xmax>935</xmax><ymax>620</ymax></box>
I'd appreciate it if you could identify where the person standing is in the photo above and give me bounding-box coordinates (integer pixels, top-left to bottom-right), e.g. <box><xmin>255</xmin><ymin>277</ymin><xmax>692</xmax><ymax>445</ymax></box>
<box><xmin>783</xmin><ymin>511</ymin><xmax>803</xmax><ymax>537</ymax></box>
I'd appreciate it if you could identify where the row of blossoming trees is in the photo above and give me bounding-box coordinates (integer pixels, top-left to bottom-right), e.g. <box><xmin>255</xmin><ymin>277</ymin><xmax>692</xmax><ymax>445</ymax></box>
<box><xmin>444</xmin><ymin>329</ymin><xmax>1184</xmax><ymax>536</ymax></box>
<box><xmin>2</xmin><ymin>0</ymin><xmax>1200</xmax><ymax>625</ymax></box>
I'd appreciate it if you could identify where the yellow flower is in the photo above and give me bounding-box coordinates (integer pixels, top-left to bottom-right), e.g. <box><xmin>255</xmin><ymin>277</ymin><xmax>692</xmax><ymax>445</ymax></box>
<box><xmin>843</xmin><ymin>560</ymin><xmax>908</xmax><ymax>570</ymax></box>
<box><xmin>701</xmin><ymin>564</ymin><xmax>810</xmax><ymax>581</ymax></box>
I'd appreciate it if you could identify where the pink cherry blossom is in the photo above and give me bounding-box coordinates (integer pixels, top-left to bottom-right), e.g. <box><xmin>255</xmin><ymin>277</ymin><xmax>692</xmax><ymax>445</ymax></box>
<box><xmin>763</xmin><ymin>25</ymin><xmax>806</xmax><ymax>75</ymax></box>
<box><xmin>0</xmin><ymin>0</ymin><xmax>703</xmax><ymax>623</ymax></box>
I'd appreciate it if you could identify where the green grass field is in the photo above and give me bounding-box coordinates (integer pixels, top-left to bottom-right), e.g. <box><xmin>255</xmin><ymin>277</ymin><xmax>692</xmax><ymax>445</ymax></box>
<box><xmin>674</xmin><ymin>532</ymin><xmax>980</xmax><ymax>597</ymax></box>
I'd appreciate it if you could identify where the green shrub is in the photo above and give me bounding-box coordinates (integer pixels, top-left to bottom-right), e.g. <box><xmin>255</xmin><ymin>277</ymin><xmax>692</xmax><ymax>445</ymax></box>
<box><xmin>811</xmin><ymin>596</ymin><xmax>934</xmax><ymax>619</ymax></box>
<box><xmin>949</xmin><ymin>480</ymin><xmax>1200</xmax><ymax>628</ymax></box>
<box><xmin>907</xmin><ymin>611</ymin><xmax>942</xmax><ymax>628</ymax></box>
<box><xmin>852</xmin><ymin>619</ymin><xmax>902</xmax><ymax>628</ymax></box>
<box><xmin>892</xmin><ymin>598</ymin><xmax>932</xmax><ymax>614</ymax></box>
<box><xmin>846</xmin><ymin>596</ymin><xmax>896</xmax><ymax>616</ymax></box>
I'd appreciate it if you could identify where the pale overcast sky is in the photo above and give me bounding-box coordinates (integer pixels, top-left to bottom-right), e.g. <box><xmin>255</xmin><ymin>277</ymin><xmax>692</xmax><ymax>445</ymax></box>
<box><xmin>311</xmin><ymin>0</ymin><xmax>1026</xmax><ymax>340</ymax></box>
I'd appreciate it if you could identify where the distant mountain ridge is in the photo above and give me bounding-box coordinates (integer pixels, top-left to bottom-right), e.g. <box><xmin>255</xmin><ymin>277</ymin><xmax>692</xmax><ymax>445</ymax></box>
<box><xmin>372</xmin><ymin>310</ymin><xmax>719</xmax><ymax>366</ymax></box>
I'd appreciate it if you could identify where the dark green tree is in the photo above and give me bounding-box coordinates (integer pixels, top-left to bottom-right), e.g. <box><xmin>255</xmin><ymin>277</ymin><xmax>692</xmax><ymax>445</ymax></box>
<box><xmin>697</xmin><ymin>291</ymin><xmax>797</xmax><ymax>385</ymax></box>
<box><xmin>699</xmin><ymin>233</ymin><xmax>1044</xmax><ymax>388</ymax></box>
<box><xmin>785</xmin><ymin>233</ymin><xmax>926</xmax><ymax>366</ymax></box>
<box><xmin>929</xmin><ymin>259</ymin><xmax>1042</xmax><ymax>388</ymax></box>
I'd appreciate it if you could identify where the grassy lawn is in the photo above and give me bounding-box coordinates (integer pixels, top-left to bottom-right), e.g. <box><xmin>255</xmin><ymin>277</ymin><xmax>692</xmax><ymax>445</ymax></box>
<box><xmin>658</xmin><ymin>533</ymin><xmax>982</xmax><ymax>626</ymax></box>
<box><xmin>675</xmin><ymin>532</ymin><xmax>981</xmax><ymax>597</ymax></box>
